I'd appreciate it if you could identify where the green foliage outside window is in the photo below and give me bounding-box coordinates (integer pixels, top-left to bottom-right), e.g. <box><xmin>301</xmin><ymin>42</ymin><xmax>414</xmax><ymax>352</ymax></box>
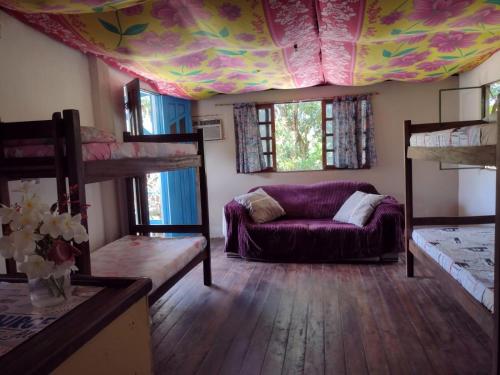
<box><xmin>274</xmin><ymin>101</ymin><xmax>322</xmax><ymax>171</ymax></box>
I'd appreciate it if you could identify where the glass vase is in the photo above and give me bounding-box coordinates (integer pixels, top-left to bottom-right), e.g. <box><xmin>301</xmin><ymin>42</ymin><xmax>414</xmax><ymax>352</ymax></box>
<box><xmin>28</xmin><ymin>272</ymin><xmax>72</xmax><ymax>308</ymax></box>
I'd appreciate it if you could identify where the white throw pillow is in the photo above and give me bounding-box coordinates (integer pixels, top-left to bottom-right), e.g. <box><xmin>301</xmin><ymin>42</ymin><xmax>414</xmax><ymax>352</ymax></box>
<box><xmin>333</xmin><ymin>191</ymin><xmax>385</xmax><ymax>227</ymax></box>
<box><xmin>234</xmin><ymin>188</ymin><xmax>285</xmax><ymax>223</ymax></box>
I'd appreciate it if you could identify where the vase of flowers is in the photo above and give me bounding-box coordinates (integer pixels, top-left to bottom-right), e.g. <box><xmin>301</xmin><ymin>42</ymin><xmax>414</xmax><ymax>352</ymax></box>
<box><xmin>0</xmin><ymin>182</ymin><xmax>88</xmax><ymax>308</ymax></box>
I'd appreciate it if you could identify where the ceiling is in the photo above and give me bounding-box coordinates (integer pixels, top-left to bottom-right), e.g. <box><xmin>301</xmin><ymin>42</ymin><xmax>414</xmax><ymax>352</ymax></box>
<box><xmin>2</xmin><ymin>0</ymin><xmax>499</xmax><ymax>99</ymax></box>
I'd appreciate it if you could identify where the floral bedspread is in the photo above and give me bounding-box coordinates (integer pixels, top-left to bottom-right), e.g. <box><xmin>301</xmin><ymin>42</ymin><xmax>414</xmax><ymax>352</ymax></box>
<box><xmin>0</xmin><ymin>1</ymin><xmax>498</xmax><ymax>99</ymax></box>
<box><xmin>3</xmin><ymin>141</ymin><xmax>197</xmax><ymax>161</ymax></box>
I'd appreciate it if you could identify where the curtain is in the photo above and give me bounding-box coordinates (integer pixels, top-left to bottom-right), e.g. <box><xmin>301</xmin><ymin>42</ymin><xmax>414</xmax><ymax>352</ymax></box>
<box><xmin>330</xmin><ymin>95</ymin><xmax>376</xmax><ymax>169</ymax></box>
<box><xmin>234</xmin><ymin>103</ymin><xmax>266</xmax><ymax>174</ymax></box>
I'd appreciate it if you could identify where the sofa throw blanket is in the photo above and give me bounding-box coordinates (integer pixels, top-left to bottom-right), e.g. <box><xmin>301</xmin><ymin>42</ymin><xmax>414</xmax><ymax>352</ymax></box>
<box><xmin>224</xmin><ymin>181</ymin><xmax>404</xmax><ymax>262</ymax></box>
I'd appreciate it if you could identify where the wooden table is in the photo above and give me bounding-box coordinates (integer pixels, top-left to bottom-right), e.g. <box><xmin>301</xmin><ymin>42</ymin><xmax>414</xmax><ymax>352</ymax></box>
<box><xmin>0</xmin><ymin>275</ymin><xmax>152</xmax><ymax>375</ymax></box>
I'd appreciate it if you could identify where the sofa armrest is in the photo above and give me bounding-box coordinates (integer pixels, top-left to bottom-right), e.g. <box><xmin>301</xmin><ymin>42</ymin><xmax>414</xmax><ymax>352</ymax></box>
<box><xmin>366</xmin><ymin>197</ymin><xmax>405</xmax><ymax>253</ymax></box>
<box><xmin>224</xmin><ymin>200</ymin><xmax>252</xmax><ymax>254</ymax></box>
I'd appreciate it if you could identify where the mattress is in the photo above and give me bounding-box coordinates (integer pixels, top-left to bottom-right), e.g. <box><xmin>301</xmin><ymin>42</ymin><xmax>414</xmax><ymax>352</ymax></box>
<box><xmin>412</xmin><ymin>225</ymin><xmax>494</xmax><ymax>312</ymax></box>
<box><xmin>91</xmin><ymin>235</ymin><xmax>206</xmax><ymax>294</ymax></box>
<box><xmin>409</xmin><ymin>123</ymin><xmax>496</xmax><ymax>147</ymax></box>
<box><xmin>3</xmin><ymin>141</ymin><xmax>197</xmax><ymax>161</ymax></box>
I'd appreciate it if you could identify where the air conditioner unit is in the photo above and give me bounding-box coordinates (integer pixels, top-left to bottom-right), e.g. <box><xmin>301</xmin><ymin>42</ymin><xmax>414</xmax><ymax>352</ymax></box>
<box><xmin>192</xmin><ymin>118</ymin><xmax>223</xmax><ymax>141</ymax></box>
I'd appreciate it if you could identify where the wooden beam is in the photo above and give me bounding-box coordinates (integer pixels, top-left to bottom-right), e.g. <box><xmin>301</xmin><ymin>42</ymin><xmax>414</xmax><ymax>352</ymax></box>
<box><xmin>404</xmin><ymin>120</ymin><xmax>414</xmax><ymax>277</ymax></box>
<box><xmin>407</xmin><ymin>145</ymin><xmax>496</xmax><ymax>166</ymax></box>
<box><xmin>493</xmin><ymin>95</ymin><xmax>500</xmax><ymax>374</ymax></box>
<box><xmin>409</xmin><ymin>119</ymin><xmax>487</xmax><ymax>134</ymax></box>
<box><xmin>413</xmin><ymin>216</ymin><xmax>495</xmax><ymax>226</ymax></box>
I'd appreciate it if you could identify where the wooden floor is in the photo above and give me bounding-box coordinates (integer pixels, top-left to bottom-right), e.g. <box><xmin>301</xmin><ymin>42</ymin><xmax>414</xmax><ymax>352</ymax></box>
<box><xmin>151</xmin><ymin>239</ymin><xmax>491</xmax><ymax>375</ymax></box>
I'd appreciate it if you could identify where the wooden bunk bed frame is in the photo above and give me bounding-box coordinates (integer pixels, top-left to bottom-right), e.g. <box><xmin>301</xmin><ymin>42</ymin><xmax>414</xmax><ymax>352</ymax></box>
<box><xmin>0</xmin><ymin>109</ymin><xmax>212</xmax><ymax>304</ymax></box>
<box><xmin>404</xmin><ymin>108</ymin><xmax>500</xmax><ymax>373</ymax></box>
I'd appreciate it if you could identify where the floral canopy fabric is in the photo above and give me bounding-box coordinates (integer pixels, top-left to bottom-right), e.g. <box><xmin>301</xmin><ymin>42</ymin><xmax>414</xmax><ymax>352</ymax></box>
<box><xmin>2</xmin><ymin>0</ymin><xmax>499</xmax><ymax>99</ymax></box>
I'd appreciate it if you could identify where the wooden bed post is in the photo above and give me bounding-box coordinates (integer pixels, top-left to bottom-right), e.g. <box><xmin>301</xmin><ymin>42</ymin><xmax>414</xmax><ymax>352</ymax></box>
<box><xmin>493</xmin><ymin>96</ymin><xmax>500</xmax><ymax>374</ymax></box>
<box><xmin>197</xmin><ymin>129</ymin><xmax>212</xmax><ymax>286</ymax></box>
<box><xmin>63</xmin><ymin>109</ymin><xmax>91</xmax><ymax>275</ymax></box>
<box><xmin>404</xmin><ymin>120</ymin><xmax>414</xmax><ymax>277</ymax></box>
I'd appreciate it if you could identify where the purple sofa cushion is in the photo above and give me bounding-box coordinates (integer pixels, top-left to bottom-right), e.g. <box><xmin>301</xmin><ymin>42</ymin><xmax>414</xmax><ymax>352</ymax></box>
<box><xmin>250</xmin><ymin>181</ymin><xmax>379</xmax><ymax>219</ymax></box>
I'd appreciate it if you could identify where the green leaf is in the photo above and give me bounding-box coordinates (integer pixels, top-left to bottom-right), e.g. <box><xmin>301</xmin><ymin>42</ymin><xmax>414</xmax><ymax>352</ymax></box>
<box><xmin>98</xmin><ymin>18</ymin><xmax>120</xmax><ymax>35</ymax></box>
<box><xmin>404</xmin><ymin>30</ymin><xmax>427</xmax><ymax>34</ymax></box>
<box><xmin>464</xmin><ymin>50</ymin><xmax>477</xmax><ymax>57</ymax></box>
<box><xmin>219</xmin><ymin>27</ymin><xmax>229</xmax><ymax>38</ymax></box>
<box><xmin>392</xmin><ymin>47</ymin><xmax>417</xmax><ymax>57</ymax></box>
<box><xmin>169</xmin><ymin>71</ymin><xmax>183</xmax><ymax>76</ymax></box>
<box><xmin>200</xmin><ymin>80</ymin><xmax>216</xmax><ymax>84</ymax></box>
<box><xmin>448</xmin><ymin>64</ymin><xmax>459</xmax><ymax>71</ymax></box>
<box><xmin>123</xmin><ymin>23</ymin><xmax>148</xmax><ymax>36</ymax></box>
<box><xmin>486</xmin><ymin>0</ymin><xmax>500</xmax><ymax>5</ymax></box>
<box><xmin>440</xmin><ymin>55</ymin><xmax>459</xmax><ymax>60</ymax></box>
<box><xmin>426</xmin><ymin>73</ymin><xmax>443</xmax><ymax>77</ymax></box>
<box><xmin>93</xmin><ymin>6</ymin><xmax>104</xmax><ymax>13</ymax></box>
<box><xmin>246</xmin><ymin>82</ymin><xmax>260</xmax><ymax>86</ymax></box>
<box><xmin>185</xmin><ymin>70</ymin><xmax>203</xmax><ymax>76</ymax></box>
<box><xmin>382</xmin><ymin>49</ymin><xmax>392</xmax><ymax>58</ymax></box>
<box><xmin>192</xmin><ymin>30</ymin><xmax>219</xmax><ymax>38</ymax></box>
<box><xmin>390</xmin><ymin>29</ymin><xmax>402</xmax><ymax>35</ymax></box>
<box><xmin>216</xmin><ymin>49</ymin><xmax>247</xmax><ymax>56</ymax></box>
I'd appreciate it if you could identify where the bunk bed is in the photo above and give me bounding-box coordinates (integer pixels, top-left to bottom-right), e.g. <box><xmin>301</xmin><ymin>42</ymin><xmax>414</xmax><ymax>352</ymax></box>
<box><xmin>404</xmin><ymin>101</ymin><xmax>499</xmax><ymax>373</ymax></box>
<box><xmin>0</xmin><ymin>109</ymin><xmax>212</xmax><ymax>305</ymax></box>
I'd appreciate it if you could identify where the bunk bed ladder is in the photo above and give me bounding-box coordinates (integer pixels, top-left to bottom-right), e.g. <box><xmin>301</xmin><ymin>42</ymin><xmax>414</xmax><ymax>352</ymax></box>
<box><xmin>404</xmin><ymin>120</ymin><xmax>414</xmax><ymax>277</ymax></box>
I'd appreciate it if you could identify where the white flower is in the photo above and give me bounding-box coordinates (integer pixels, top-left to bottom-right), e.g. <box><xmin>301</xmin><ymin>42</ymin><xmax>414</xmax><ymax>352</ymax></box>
<box><xmin>0</xmin><ymin>205</ymin><xmax>17</xmax><ymax>225</ymax></box>
<box><xmin>11</xmin><ymin>228</ymin><xmax>42</xmax><ymax>259</ymax></box>
<box><xmin>0</xmin><ymin>235</ymin><xmax>15</xmax><ymax>259</ymax></box>
<box><xmin>40</xmin><ymin>214</ymin><xmax>64</xmax><ymax>239</ymax></box>
<box><xmin>20</xmin><ymin>194</ymin><xmax>49</xmax><ymax>218</ymax></box>
<box><xmin>9</xmin><ymin>211</ymin><xmax>39</xmax><ymax>231</ymax></box>
<box><xmin>12</xmin><ymin>180</ymin><xmax>37</xmax><ymax>194</ymax></box>
<box><xmin>52</xmin><ymin>261</ymin><xmax>75</xmax><ymax>278</ymax></box>
<box><xmin>59</xmin><ymin>213</ymin><xmax>88</xmax><ymax>243</ymax></box>
<box><xmin>18</xmin><ymin>255</ymin><xmax>54</xmax><ymax>279</ymax></box>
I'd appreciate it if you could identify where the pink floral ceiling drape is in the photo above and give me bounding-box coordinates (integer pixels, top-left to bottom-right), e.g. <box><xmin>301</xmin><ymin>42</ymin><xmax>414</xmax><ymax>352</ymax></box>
<box><xmin>1</xmin><ymin>0</ymin><xmax>499</xmax><ymax>99</ymax></box>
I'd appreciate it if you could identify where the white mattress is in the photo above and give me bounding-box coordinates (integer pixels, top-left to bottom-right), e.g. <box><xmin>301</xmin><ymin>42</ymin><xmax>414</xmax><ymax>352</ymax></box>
<box><xmin>412</xmin><ymin>225</ymin><xmax>494</xmax><ymax>311</ymax></box>
<box><xmin>409</xmin><ymin>123</ymin><xmax>496</xmax><ymax>147</ymax></box>
<box><xmin>91</xmin><ymin>235</ymin><xmax>206</xmax><ymax>294</ymax></box>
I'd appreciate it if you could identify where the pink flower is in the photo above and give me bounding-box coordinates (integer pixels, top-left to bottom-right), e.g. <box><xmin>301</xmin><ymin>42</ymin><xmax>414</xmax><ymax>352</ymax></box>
<box><xmin>252</xmin><ymin>51</ymin><xmax>269</xmax><ymax>57</ymax></box>
<box><xmin>193</xmin><ymin>71</ymin><xmax>222</xmax><ymax>81</ymax></box>
<box><xmin>409</xmin><ymin>0</ymin><xmax>473</xmax><ymax>26</ymax></box>
<box><xmin>193</xmin><ymin>86</ymin><xmax>204</xmax><ymax>92</ymax></box>
<box><xmin>207</xmin><ymin>56</ymin><xmax>245</xmax><ymax>69</ymax></box>
<box><xmin>129</xmin><ymin>32</ymin><xmax>181</xmax><ymax>55</ymax></box>
<box><xmin>237</xmin><ymin>85</ymin><xmax>267</xmax><ymax>93</ymax></box>
<box><xmin>48</xmin><ymin>240</ymin><xmax>81</xmax><ymax>265</ymax></box>
<box><xmin>186</xmin><ymin>38</ymin><xmax>225</xmax><ymax>51</ymax></box>
<box><xmin>368</xmin><ymin>64</ymin><xmax>383</xmax><ymax>70</ymax></box>
<box><xmin>255</xmin><ymin>62</ymin><xmax>268</xmax><ymax>68</ymax></box>
<box><xmin>396</xmin><ymin>34</ymin><xmax>427</xmax><ymax>44</ymax></box>
<box><xmin>389</xmin><ymin>51</ymin><xmax>430</xmax><ymax>67</ymax></box>
<box><xmin>121</xmin><ymin>4</ymin><xmax>144</xmax><ymax>16</ymax></box>
<box><xmin>485</xmin><ymin>35</ymin><xmax>500</xmax><ymax>44</ymax></box>
<box><xmin>451</xmin><ymin>6</ymin><xmax>500</xmax><ymax>27</ymax></box>
<box><xmin>170</xmin><ymin>51</ymin><xmax>207</xmax><ymax>68</ymax></box>
<box><xmin>383</xmin><ymin>71</ymin><xmax>418</xmax><ymax>80</ymax></box>
<box><xmin>416</xmin><ymin>60</ymin><xmax>450</xmax><ymax>71</ymax></box>
<box><xmin>381</xmin><ymin>11</ymin><xmax>403</xmax><ymax>25</ymax></box>
<box><xmin>429</xmin><ymin>31</ymin><xmax>479</xmax><ymax>52</ymax></box>
<box><xmin>115</xmin><ymin>46</ymin><xmax>132</xmax><ymax>55</ymax></box>
<box><xmin>218</xmin><ymin>3</ymin><xmax>241</xmax><ymax>21</ymax></box>
<box><xmin>227</xmin><ymin>72</ymin><xmax>252</xmax><ymax>80</ymax></box>
<box><xmin>236</xmin><ymin>33</ymin><xmax>256</xmax><ymax>42</ymax></box>
<box><xmin>210</xmin><ymin>82</ymin><xmax>237</xmax><ymax>93</ymax></box>
<box><xmin>152</xmin><ymin>0</ymin><xmax>210</xmax><ymax>28</ymax></box>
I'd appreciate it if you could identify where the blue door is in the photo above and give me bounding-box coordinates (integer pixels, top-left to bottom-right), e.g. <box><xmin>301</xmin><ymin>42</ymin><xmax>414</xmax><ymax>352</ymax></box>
<box><xmin>140</xmin><ymin>91</ymin><xmax>198</xmax><ymax>228</ymax></box>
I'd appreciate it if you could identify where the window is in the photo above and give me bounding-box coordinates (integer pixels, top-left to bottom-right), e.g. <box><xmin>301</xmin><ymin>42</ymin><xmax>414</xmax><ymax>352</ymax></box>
<box><xmin>486</xmin><ymin>80</ymin><xmax>500</xmax><ymax>121</ymax></box>
<box><xmin>257</xmin><ymin>98</ymin><xmax>373</xmax><ymax>172</ymax></box>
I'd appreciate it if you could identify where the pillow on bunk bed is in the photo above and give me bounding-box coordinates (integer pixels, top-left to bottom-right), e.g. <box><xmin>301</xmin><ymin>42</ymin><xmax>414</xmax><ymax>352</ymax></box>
<box><xmin>3</xmin><ymin>127</ymin><xmax>116</xmax><ymax>146</ymax></box>
<box><xmin>234</xmin><ymin>188</ymin><xmax>285</xmax><ymax>224</ymax></box>
<box><xmin>333</xmin><ymin>191</ymin><xmax>385</xmax><ymax>227</ymax></box>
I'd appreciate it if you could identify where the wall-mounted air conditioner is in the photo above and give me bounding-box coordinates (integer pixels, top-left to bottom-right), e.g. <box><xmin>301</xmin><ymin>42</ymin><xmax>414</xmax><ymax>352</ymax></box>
<box><xmin>192</xmin><ymin>117</ymin><xmax>223</xmax><ymax>141</ymax></box>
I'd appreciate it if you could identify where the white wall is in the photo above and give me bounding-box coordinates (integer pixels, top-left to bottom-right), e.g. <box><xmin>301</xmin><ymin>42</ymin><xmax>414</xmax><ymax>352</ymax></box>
<box><xmin>194</xmin><ymin>79</ymin><xmax>460</xmax><ymax>236</ymax></box>
<box><xmin>458</xmin><ymin>51</ymin><xmax>500</xmax><ymax>216</ymax></box>
<box><xmin>0</xmin><ymin>11</ymin><xmax>115</xmax><ymax>267</ymax></box>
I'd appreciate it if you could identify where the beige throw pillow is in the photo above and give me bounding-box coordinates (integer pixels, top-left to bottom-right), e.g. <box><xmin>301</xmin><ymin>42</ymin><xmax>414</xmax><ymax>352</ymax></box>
<box><xmin>234</xmin><ymin>188</ymin><xmax>285</xmax><ymax>223</ymax></box>
<box><xmin>333</xmin><ymin>191</ymin><xmax>385</xmax><ymax>227</ymax></box>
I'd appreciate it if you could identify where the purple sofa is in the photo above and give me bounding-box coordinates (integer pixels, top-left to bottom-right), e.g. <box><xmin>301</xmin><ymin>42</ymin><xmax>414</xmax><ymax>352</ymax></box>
<box><xmin>224</xmin><ymin>181</ymin><xmax>404</xmax><ymax>262</ymax></box>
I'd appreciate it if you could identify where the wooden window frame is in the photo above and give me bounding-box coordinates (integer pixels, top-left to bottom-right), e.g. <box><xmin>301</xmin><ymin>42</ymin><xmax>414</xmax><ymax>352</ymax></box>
<box><xmin>256</xmin><ymin>103</ymin><xmax>277</xmax><ymax>172</ymax></box>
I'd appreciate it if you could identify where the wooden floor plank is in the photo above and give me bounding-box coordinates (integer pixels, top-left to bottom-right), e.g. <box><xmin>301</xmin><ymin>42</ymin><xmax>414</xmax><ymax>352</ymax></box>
<box><xmin>151</xmin><ymin>239</ymin><xmax>491</xmax><ymax>374</ymax></box>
